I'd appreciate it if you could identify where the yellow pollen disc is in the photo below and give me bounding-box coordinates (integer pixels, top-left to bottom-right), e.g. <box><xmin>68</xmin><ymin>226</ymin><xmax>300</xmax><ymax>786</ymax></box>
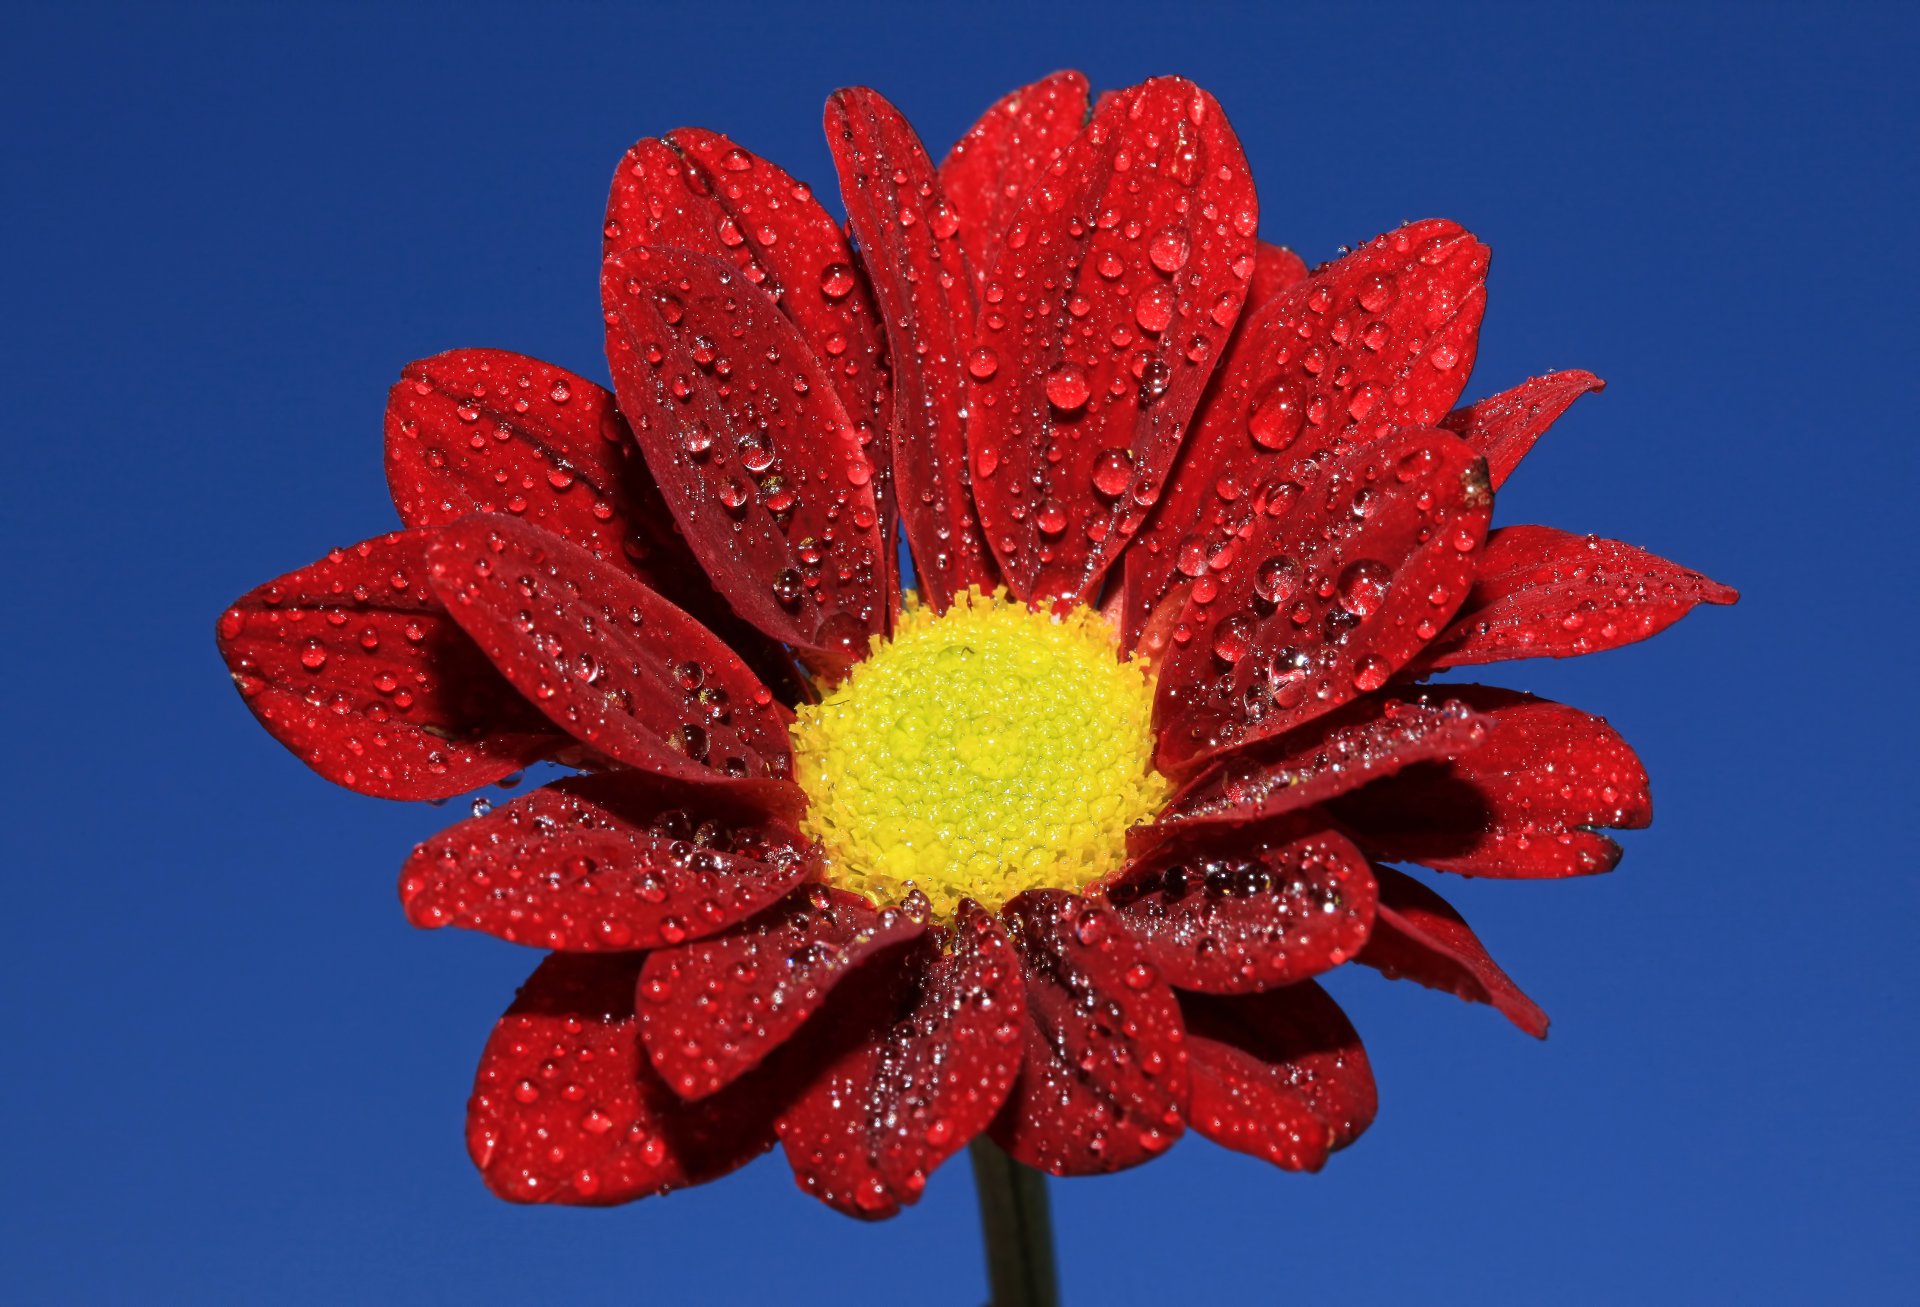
<box><xmin>791</xmin><ymin>588</ymin><xmax>1170</xmax><ymax>923</ymax></box>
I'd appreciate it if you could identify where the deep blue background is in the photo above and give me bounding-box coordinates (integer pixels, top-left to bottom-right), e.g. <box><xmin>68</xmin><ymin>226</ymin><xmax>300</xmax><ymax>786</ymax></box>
<box><xmin>7</xmin><ymin>2</ymin><xmax>1915</xmax><ymax>1302</ymax></box>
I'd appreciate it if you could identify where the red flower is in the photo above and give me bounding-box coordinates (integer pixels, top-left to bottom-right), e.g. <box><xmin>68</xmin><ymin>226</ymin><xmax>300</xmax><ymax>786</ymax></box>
<box><xmin>217</xmin><ymin>72</ymin><xmax>1734</xmax><ymax>1218</ymax></box>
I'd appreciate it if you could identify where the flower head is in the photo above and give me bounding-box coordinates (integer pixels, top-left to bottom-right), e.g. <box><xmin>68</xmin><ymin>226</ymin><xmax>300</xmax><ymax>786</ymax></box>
<box><xmin>218</xmin><ymin>70</ymin><xmax>1735</xmax><ymax>1218</ymax></box>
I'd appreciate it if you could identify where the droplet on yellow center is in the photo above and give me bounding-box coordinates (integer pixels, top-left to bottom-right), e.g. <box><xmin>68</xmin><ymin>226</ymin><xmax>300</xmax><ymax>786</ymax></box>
<box><xmin>791</xmin><ymin>588</ymin><xmax>1169</xmax><ymax>922</ymax></box>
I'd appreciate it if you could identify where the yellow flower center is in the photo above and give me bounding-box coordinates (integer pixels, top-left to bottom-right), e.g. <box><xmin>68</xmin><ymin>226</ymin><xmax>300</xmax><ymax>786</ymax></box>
<box><xmin>791</xmin><ymin>589</ymin><xmax>1170</xmax><ymax>923</ymax></box>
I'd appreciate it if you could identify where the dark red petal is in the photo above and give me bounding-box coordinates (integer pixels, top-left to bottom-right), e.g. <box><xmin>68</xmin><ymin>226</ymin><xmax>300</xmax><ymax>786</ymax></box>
<box><xmin>778</xmin><ymin>903</ymin><xmax>1025</xmax><ymax>1218</ymax></box>
<box><xmin>425</xmin><ymin>514</ymin><xmax>793</xmax><ymax>785</ymax></box>
<box><xmin>1108</xmin><ymin>814</ymin><xmax>1376</xmax><ymax>993</ymax></box>
<box><xmin>989</xmin><ymin>892</ymin><xmax>1189</xmax><ymax>1175</ymax></box>
<box><xmin>638</xmin><ymin>887</ymin><xmax>928</xmax><ymax>1100</ymax></box>
<box><xmin>217</xmin><ymin>531</ymin><xmax>560</xmax><ymax>800</ymax></box>
<box><xmin>1180</xmin><ymin>981</ymin><xmax>1376</xmax><ymax>1170</ymax></box>
<box><xmin>467</xmin><ymin>953</ymin><xmax>784</xmax><ymax>1204</ymax></box>
<box><xmin>967</xmin><ymin>77</ymin><xmax>1258</xmax><ymax>605</ymax></box>
<box><xmin>1152</xmin><ymin>691</ymin><xmax>1489</xmax><ymax>831</ymax></box>
<box><xmin>384</xmin><ymin>349</ymin><xmax>808</xmax><ymax>700</ymax></box>
<box><xmin>603</xmin><ymin>245</ymin><xmax>889</xmax><ymax>663</ymax></box>
<box><xmin>1247</xmin><ymin>240</ymin><xmax>1310</xmax><ymax>306</ymax></box>
<box><xmin>937</xmin><ymin>70</ymin><xmax>1090</xmax><ymax>292</ymax></box>
<box><xmin>1331</xmin><ymin>685</ymin><xmax>1651</xmax><ymax>878</ymax></box>
<box><xmin>604</xmin><ymin>130</ymin><xmax>891</xmax><ymax>452</ymax></box>
<box><xmin>398</xmin><ymin>772</ymin><xmax>813</xmax><ymax>951</ymax></box>
<box><xmin>1443</xmin><ymin>370</ymin><xmax>1604</xmax><ymax>489</ymax></box>
<box><xmin>826</xmin><ymin>87</ymin><xmax>997</xmax><ymax>607</ymax></box>
<box><xmin>1360</xmin><ymin>865</ymin><xmax>1549</xmax><ymax>1037</ymax></box>
<box><xmin>1124</xmin><ymin>220</ymin><xmax>1489</xmax><ymax>643</ymax></box>
<box><xmin>1153</xmin><ymin>428</ymin><xmax>1493</xmax><ymax>773</ymax></box>
<box><xmin>1414</xmin><ymin>524</ymin><xmax>1738</xmax><ymax>670</ymax></box>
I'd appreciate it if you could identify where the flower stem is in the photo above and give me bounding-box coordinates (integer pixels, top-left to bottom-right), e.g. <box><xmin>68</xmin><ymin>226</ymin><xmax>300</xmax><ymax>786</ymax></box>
<box><xmin>968</xmin><ymin>1136</ymin><xmax>1060</xmax><ymax>1307</ymax></box>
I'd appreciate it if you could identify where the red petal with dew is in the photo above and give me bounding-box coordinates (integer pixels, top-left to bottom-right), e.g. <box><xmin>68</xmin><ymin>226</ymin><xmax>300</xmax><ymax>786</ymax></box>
<box><xmin>1360</xmin><ymin>865</ymin><xmax>1549</xmax><ymax>1037</ymax></box>
<box><xmin>604</xmin><ymin>130</ymin><xmax>891</xmax><ymax>452</ymax></box>
<box><xmin>1443</xmin><ymin>370</ymin><xmax>1604</xmax><ymax>489</ymax></box>
<box><xmin>826</xmin><ymin>87</ymin><xmax>997</xmax><ymax>607</ymax></box>
<box><xmin>467</xmin><ymin>952</ymin><xmax>786</xmax><ymax>1205</ymax></box>
<box><xmin>1247</xmin><ymin>240</ymin><xmax>1311</xmax><ymax>305</ymax></box>
<box><xmin>383</xmin><ymin>349</ymin><xmax>799</xmax><ymax>689</ymax></box>
<box><xmin>1332</xmin><ymin>685</ymin><xmax>1651</xmax><ymax>878</ymax></box>
<box><xmin>1109</xmin><ymin>814</ymin><xmax>1376</xmax><ymax>993</ymax></box>
<box><xmin>1180</xmin><ymin>981</ymin><xmax>1376</xmax><ymax>1171</ymax></box>
<box><xmin>399</xmin><ymin>772</ymin><xmax>813</xmax><ymax>952</ymax></box>
<box><xmin>1413</xmin><ymin>524</ymin><xmax>1737</xmax><ymax>669</ymax></box>
<box><xmin>603</xmin><ymin>246</ymin><xmax>888</xmax><ymax>664</ymax></box>
<box><xmin>1124</xmin><ymin>220</ymin><xmax>1488</xmax><ymax>642</ymax></box>
<box><xmin>425</xmin><ymin>514</ymin><xmax>792</xmax><ymax>784</ymax></box>
<box><xmin>638</xmin><ymin>887</ymin><xmax>927</xmax><ymax>1100</ymax></box>
<box><xmin>938</xmin><ymin>70</ymin><xmax>1090</xmax><ymax>293</ymax></box>
<box><xmin>1152</xmin><ymin>690</ymin><xmax>1488</xmax><ymax>832</ymax></box>
<box><xmin>778</xmin><ymin>902</ymin><xmax>1025</xmax><ymax>1218</ymax></box>
<box><xmin>989</xmin><ymin>892</ymin><xmax>1189</xmax><ymax>1175</ymax></box>
<box><xmin>217</xmin><ymin>531</ymin><xmax>560</xmax><ymax>800</ymax></box>
<box><xmin>1153</xmin><ymin>428</ymin><xmax>1493</xmax><ymax>772</ymax></box>
<box><xmin>966</xmin><ymin>76</ymin><xmax>1258</xmax><ymax>605</ymax></box>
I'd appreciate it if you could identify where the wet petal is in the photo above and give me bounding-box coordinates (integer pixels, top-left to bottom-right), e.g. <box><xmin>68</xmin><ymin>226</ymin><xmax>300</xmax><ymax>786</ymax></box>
<box><xmin>1124</xmin><ymin>220</ymin><xmax>1488</xmax><ymax>643</ymax></box>
<box><xmin>398</xmin><ymin>773</ymin><xmax>813</xmax><ymax>951</ymax></box>
<box><xmin>937</xmin><ymin>70</ymin><xmax>1090</xmax><ymax>293</ymax></box>
<box><xmin>778</xmin><ymin>903</ymin><xmax>1025</xmax><ymax>1218</ymax></box>
<box><xmin>1360</xmin><ymin>865</ymin><xmax>1549</xmax><ymax>1037</ymax></box>
<box><xmin>1152</xmin><ymin>691</ymin><xmax>1489</xmax><ymax>831</ymax></box>
<box><xmin>216</xmin><ymin>531</ymin><xmax>559</xmax><ymax>800</ymax></box>
<box><xmin>382</xmin><ymin>348</ymin><xmax>799</xmax><ymax>691</ymax></box>
<box><xmin>467</xmin><ymin>953</ymin><xmax>783</xmax><ymax>1204</ymax></box>
<box><xmin>604</xmin><ymin>130</ymin><xmax>891</xmax><ymax>451</ymax></box>
<box><xmin>638</xmin><ymin>887</ymin><xmax>928</xmax><ymax>1100</ymax></box>
<box><xmin>1443</xmin><ymin>370</ymin><xmax>1604</xmax><ymax>489</ymax></box>
<box><xmin>967</xmin><ymin>76</ymin><xmax>1258</xmax><ymax>605</ymax></box>
<box><xmin>1152</xmin><ymin>428</ymin><xmax>1493</xmax><ymax>772</ymax></box>
<box><xmin>1246</xmin><ymin>240</ymin><xmax>1311</xmax><ymax>305</ymax></box>
<box><xmin>826</xmin><ymin>87</ymin><xmax>997</xmax><ymax>607</ymax></box>
<box><xmin>1109</xmin><ymin>814</ymin><xmax>1376</xmax><ymax>993</ymax></box>
<box><xmin>1180</xmin><ymin>981</ymin><xmax>1376</xmax><ymax>1170</ymax></box>
<box><xmin>1331</xmin><ymin>685</ymin><xmax>1650</xmax><ymax>878</ymax></box>
<box><xmin>603</xmin><ymin>246</ymin><xmax>889</xmax><ymax>664</ymax></box>
<box><xmin>425</xmin><ymin>514</ymin><xmax>793</xmax><ymax>784</ymax></box>
<box><xmin>989</xmin><ymin>892</ymin><xmax>1189</xmax><ymax>1175</ymax></box>
<box><xmin>1415</xmin><ymin>524</ymin><xmax>1737</xmax><ymax>669</ymax></box>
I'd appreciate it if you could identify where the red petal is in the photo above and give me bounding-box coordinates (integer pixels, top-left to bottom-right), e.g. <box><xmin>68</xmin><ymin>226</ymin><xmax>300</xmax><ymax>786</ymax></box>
<box><xmin>382</xmin><ymin>349</ymin><xmax>800</xmax><ymax>689</ymax></box>
<box><xmin>966</xmin><ymin>77</ymin><xmax>1258</xmax><ymax>605</ymax></box>
<box><xmin>217</xmin><ymin>531</ymin><xmax>559</xmax><ymax>800</ymax></box>
<box><xmin>778</xmin><ymin>902</ymin><xmax>1025</xmax><ymax>1218</ymax></box>
<box><xmin>398</xmin><ymin>772</ymin><xmax>814</xmax><ymax>951</ymax></box>
<box><xmin>1124</xmin><ymin>220</ymin><xmax>1489</xmax><ymax>642</ymax></box>
<box><xmin>1414</xmin><ymin>524</ymin><xmax>1738</xmax><ymax>669</ymax></box>
<box><xmin>1443</xmin><ymin>370</ymin><xmax>1604</xmax><ymax>489</ymax></box>
<box><xmin>425</xmin><ymin>514</ymin><xmax>793</xmax><ymax>784</ymax></box>
<box><xmin>1247</xmin><ymin>240</ymin><xmax>1310</xmax><ymax>305</ymax></box>
<box><xmin>826</xmin><ymin>88</ymin><xmax>997</xmax><ymax>607</ymax></box>
<box><xmin>604</xmin><ymin>130</ymin><xmax>891</xmax><ymax>452</ymax></box>
<box><xmin>1152</xmin><ymin>691</ymin><xmax>1489</xmax><ymax>831</ymax></box>
<box><xmin>1331</xmin><ymin>685</ymin><xmax>1651</xmax><ymax>878</ymax></box>
<box><xmin>467</xmin><ymin>953</ymin><xmax>783</xmax><ymax>1204</ymax></box>
<box><xmin>1109</xmin><ymin>814</ymin><xmax>1376</xmax><ymax>993</ymax></box>
<box><xmin>1360</xmin><ymin>865</ymin><xmax>1549</xmax><ymax>1037</ymax></box>
<box><xmin>638</xmin><ymin>887</ymin><xmax>928</xmax><ymax>1100</ymax></box>
<box><xmin>989</xmin><ymin>892</ymin><xmax>1189</xmax><ymax>1175</ymax></box>
<box><xmin>1180</xmin><ymin>981</ymin><xmax>1376</xmax><ymax>1170</ymax></box>
<box><xmin>1152</xmin><ymin>428</ymin><xmax>1493</xmax><ymax>773</ymax></box>
<box><xmin>937</xmin><ymin>70</ymin><xmax>1090</xmax><ymax>293</ymax></box>
<box><xmin>603</xmin><ymin>246</ymin><xmax>889</xmax><ymax>662</ymax></box>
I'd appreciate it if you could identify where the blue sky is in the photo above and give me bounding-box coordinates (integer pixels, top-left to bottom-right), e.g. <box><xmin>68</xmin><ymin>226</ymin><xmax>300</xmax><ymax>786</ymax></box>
<box><xmin>6</xmin><ymin>2</ymin><xmax>1915</xmax><ymax>1302</ymax></box>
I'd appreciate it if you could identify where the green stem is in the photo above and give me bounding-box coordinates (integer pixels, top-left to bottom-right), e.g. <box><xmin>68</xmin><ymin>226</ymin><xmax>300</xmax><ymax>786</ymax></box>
<box><xmin>968</xmin><ymin>1136</ymin><xmax>1060</xmax><ymax>1307</ymax></box>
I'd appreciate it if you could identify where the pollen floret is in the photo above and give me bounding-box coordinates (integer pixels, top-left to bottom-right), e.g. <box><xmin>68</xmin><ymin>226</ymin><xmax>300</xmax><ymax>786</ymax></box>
<box><xmin>791</xmin><ymin>588</ymin><xmax>1169</xmax><ymax>921</ymax></box>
